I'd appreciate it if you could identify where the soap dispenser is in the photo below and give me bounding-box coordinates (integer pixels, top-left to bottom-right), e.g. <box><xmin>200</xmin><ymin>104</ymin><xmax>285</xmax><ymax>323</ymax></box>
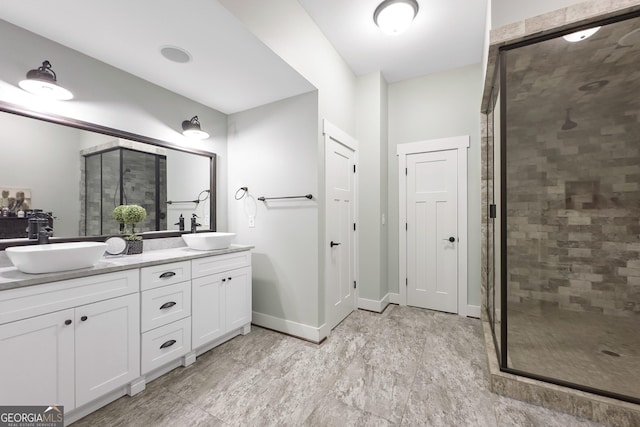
<box><xmin>175</xmin><ymin>214</ymin><xmax>185</xmax><ymax>231</ymax></box>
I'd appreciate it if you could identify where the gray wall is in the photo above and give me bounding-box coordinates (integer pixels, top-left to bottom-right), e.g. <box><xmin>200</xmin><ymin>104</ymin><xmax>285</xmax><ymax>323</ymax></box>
<box><xmin>356</xmin><ymin>72</ymin><xmax>389</xmax><ymax>302</ymax></box>
<box><xmin>0</xmin><ymin>112</ymin><xmax>81</xmax><ymax>236</ymax></box>
<box><xmin>388</xmin><ymin>64</ymin><xmax>483</xmax><ymax>307</ymax></box>
<box><xmin>0</xmin><ymin>19</ymin><xmax>229</xmax><ymax>231</ymax></box>
<box><xmin>219</xmin><ymin>0</ymin><xmax>357</xmax><ymax>331</ymax></box>
<box><xmin>227</xmin><ymin>92</ymin><xmax>319</xmax><ymax>329</ymax></box>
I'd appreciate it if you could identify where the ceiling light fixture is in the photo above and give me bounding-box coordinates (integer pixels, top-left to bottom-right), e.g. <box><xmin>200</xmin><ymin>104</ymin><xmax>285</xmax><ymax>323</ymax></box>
<box><xmin>18</xmin><ymin>60</ymin><xmax>73</xmax><ymax>100</ymax></box>
<box><xmin>373</xmin><ymin>0</ymin><xmax>419</xmax><ymax>36</ymax></box>
<box><xmin>181</xmin><ymin>116</ymin><xmax>210</xmax><ymax>139</ymax></box>
<box><xmin>563</xmin><ymin>27</ymin><xmax>601</xmax><ymax>43</ymax></box>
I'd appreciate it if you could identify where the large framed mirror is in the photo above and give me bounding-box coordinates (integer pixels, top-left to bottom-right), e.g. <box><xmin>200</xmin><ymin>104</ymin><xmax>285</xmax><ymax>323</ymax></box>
<box><xmin>0</xmin><ymin>101</ymin><xmax>216</xmax><ymax>249</ymax></box>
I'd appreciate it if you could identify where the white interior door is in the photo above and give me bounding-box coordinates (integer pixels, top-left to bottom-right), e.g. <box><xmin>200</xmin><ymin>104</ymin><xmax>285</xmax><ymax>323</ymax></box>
<box><xmin>325</xmin><ymin>127</ymin><xmax>356</xmax><ymax>331</ymax></box>
<box><xmin>406</xmin><ymin>149</ymin><xmax>458</xmax><ymax>313</ymax></box>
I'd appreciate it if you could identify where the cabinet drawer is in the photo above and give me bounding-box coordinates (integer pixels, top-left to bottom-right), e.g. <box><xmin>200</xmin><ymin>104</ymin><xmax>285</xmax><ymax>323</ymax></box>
<box><xmin>140</xmin><ymin>261</ymin><xmax>191</xmax><ymax>291</ymax></box>
<box><xmin>141</xmin><ymin>281</ymin><xmax>191</xmax><ymax>332</ymax></box>
<box><xmin>0</xmin><ymin>270</ymin><xmax>139</xmax><ymax>325</ymax></box>
<box><xmin>141</xmin><ymin>317</ymin><xmax>191</xmax><ymax>374</ymax></box>
<box><xmin>191</xmin><ymin>251</ymin><xmax>251</xmax><ymax>279</ymax></box>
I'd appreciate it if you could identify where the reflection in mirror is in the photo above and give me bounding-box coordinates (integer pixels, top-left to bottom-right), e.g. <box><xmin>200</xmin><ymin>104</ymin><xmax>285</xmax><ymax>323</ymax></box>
<box><xmin>0</xmin><ymin>109</ymin><xmax>214</xmax><ymax>241</ymax></box>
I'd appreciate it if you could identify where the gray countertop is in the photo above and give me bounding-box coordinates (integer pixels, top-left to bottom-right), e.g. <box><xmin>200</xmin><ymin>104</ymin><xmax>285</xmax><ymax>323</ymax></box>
<box><xmin>0</xmin><ymin>244</ymin><xmax>253</xmax><ymax>292</ymax></box>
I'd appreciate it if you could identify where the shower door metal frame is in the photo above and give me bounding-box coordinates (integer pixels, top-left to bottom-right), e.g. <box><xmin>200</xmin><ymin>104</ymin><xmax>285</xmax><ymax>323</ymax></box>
<box><xmin>498</xmin><ymin>10</ymin><xmax>640</xmax><ymax>406</ymax></box>
<box><xmin>483</xmin><ymin>60</ymin><xmax>501</xmax><ymax>366</ymax></box>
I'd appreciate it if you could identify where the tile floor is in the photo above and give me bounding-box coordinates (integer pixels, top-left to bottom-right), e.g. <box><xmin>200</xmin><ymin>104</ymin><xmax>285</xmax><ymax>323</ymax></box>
<box><xmin>507</xmin><ymin>301</ymin><xmax>640</xmax><ymax>400</ymax></box>
<box><xmin>73</xmin><ymin>305</ymin><xmax>604</xmax><ymax>426</ymax></box>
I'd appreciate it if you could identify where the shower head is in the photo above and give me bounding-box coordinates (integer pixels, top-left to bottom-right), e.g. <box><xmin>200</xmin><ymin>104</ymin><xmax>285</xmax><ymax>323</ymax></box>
<box><xmin>561</xmin><ymin>108</ymin><xmax>578</xmax><ymax>131</ymax></box>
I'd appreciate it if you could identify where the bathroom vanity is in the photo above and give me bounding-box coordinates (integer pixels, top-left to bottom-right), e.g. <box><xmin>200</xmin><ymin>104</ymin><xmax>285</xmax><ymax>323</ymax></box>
<box><xmin>0</xmin><ymin>245</ymin><xmax>252</xmax><ymax>425</ymax></box>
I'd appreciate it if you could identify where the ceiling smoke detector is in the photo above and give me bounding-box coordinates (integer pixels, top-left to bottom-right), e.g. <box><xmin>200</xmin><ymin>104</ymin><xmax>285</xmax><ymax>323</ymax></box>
<box><xmin>160</xmin><ymin>46</ymin><xmax>192</xmax><ymax>63</ymax></box>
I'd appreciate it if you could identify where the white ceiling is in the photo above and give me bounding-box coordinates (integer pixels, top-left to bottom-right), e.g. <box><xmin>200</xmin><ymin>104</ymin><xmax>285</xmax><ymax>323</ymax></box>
<box><xmin>299</xmin><ymin>0</ymin><xmax>489</xmax><ymax>82</ymax></box>
<box><xmin>0</xmin><ymin>0</ymin><xmax>314</xmax><ymax>114</ymax></box>
<box><xmin>0</xmin><ymin>0</ymin><xmax>488</xmax><ymax>113</ymax></box>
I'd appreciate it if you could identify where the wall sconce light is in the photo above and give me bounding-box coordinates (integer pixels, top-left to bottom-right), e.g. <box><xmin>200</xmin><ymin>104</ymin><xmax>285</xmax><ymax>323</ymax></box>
<box><xmin>18</xmin><ymin>60</ymin><xmax>73</xmax><ymax>100</ymax></box>
<box><xmin>373</xmin><ymin>0</ymin><xmax>419</xmax><ymax>36</ymax></box>
<box><xmin>181</xmin><ymin>116</ymin><xmax>210</xmax><ymax>139</ymax></box>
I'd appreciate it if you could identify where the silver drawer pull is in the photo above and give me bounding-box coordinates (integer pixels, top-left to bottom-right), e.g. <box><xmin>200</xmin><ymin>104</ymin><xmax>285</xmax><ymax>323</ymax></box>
<box><xmin>159</xmin><ymin>271</ymin><xmax>176</xmax><ymax>279</ymax></box>
<box><xmin>160</xmin><ymin>340</ymin><xmax>176</xmax><ymax>349</ymax></box>
<box><xmin>160</xmin><ymin>301</ymin><xmax>177</xmax><ymax>310</ymax></box>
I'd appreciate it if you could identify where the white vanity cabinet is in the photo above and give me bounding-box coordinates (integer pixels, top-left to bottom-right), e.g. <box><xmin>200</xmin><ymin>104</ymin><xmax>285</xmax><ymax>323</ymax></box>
<box><xmin>75</xmin><ymin>293</ymin><xmax>140</xmax><ymax>407</ymax></box>
<box><xmin>140</xmin><ymin>261</ymin><xmax>192</xmax><ymax>375</ymax></box>
<box><xmin>192</xmin><ymin>251</ymin><xmax>252</xmax><ymax>350</ymax></box>
<box><xmin>0</xmin><ymin>246</ymin><xmax>252</xmax><ymax>425</ymax></box>
<box><xmin>0</xmin><ymin>270</ymin><xmax>140</xmax><ymax>411</ymax></box>
<box><xmin>0</xmin><ymin>308</ymin><xmax>75</xmax><ymax>408</ymax></box>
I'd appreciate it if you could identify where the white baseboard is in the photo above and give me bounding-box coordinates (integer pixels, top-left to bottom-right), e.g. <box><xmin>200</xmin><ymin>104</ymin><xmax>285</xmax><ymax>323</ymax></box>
<box><xmin>466</xmin><ymin>305</ymin><xmax>481</xmax><ymax>318</ymax></box>
<box><xmin>376</xmin><ymin>293</ymin><xmax>478</xmax><ymax>318</ymax></box>
<box><xmin>388</xmin><ymin>293</ymin><xmax>400</xmax><ymax>304</ymax></box>
<box><xmin>358</xmin><ymin>293</ymin><xmax>391</xmax><ymax>313</ymax></box>
<box><xmin>252</xmin><ymin>311</ymin><xmax>325</xmax><ymax>343</ymax></box>
<box><xmin>319</xmin><ymin>322</ymin><xmax>330</xmax><ymax>341</ymax></box>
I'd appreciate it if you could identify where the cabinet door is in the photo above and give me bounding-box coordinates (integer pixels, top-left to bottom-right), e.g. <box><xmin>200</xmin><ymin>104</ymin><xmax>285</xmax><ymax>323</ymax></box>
<box><xmin>0</xmin><ymin>309</ymin><xmax>75</xmax><ymax>409</ymax></box>
<box><xmin>225</xmin><ymin>267</ymin><xmax>252</xmax><ymax>331</ymax></box>
<box><xmin>192</xmin><ymin>273</ymin><xmax>225</xmax><ymax>349</ymax></box>
<box><xmin>75</xmin><ymin>294</ymin><xmax>140</xmax><ymax>407</ymax></box>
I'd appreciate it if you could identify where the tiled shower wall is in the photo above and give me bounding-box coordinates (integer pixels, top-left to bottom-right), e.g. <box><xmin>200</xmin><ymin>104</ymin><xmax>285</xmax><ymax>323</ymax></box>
<box><xmin>83</xmin><ymin>148</ymin><xmax>167</xmax><ymax>236</ymax></box>
<box><xmin>505</xmin><ymin>102</ymin><xmax>640</xmax><ymax>317</ymax></box>
<box><xmin>481</xmin><ymin>5</ymin><xmax>640</xmax><ymax>320</ymax></box>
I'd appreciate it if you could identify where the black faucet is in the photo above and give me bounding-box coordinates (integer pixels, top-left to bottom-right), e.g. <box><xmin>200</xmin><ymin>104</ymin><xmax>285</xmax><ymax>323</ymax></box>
<box><xmin>27</xmin><ymin>212</ymin><xmax>53</xmax><ymax>241</ymax></box>
<box><xmin>190</xmin><ymin>214</ymin><xmax>201</xmax><ymax>233</ymax></box>
<box><xmin>175</xmin><ymin>214</ymin><xmax>185</xmax><ymax>231</ymax></box>
<box><xmin>38</xmin><ymin>226</ymin><xmax>54</xmax><ymax>244</ymax></box>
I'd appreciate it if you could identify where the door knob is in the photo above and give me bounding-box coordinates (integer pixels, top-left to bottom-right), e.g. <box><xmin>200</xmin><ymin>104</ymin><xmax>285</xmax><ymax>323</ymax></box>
<box><xmin>443</xmin><ymin>237</ymin><xmax>456</xmax><ymax>243</ymax></box>
<box><xmin>330</xmin><ymin>241</ymin><xmax>341</xmax><ymax>247</ymax></box>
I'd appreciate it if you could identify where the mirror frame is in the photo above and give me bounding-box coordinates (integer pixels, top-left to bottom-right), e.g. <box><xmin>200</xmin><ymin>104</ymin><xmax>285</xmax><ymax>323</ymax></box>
<box><xmin>0</xmin><ymin>100</ymin><xmax>216</xmax><ymax>250</ymax></box>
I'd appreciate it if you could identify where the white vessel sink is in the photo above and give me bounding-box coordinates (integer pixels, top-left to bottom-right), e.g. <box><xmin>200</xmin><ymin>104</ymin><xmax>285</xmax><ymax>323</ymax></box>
<box><xmin>182</xmin><ymin>232</ymin><xmax>236</xmax><ymax>251</ymax></box>
<box><xmin>6</xmin><ymin>241</ymin><xmax>108</xmax><ymax>274</ymax></box>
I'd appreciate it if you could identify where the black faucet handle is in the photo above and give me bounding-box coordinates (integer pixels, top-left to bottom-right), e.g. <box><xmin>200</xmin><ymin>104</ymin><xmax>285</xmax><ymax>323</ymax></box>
<box><xmin>38</xmin><ymin>226</ymin><xmax>53</xmax><ymax>244</ymax></box>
